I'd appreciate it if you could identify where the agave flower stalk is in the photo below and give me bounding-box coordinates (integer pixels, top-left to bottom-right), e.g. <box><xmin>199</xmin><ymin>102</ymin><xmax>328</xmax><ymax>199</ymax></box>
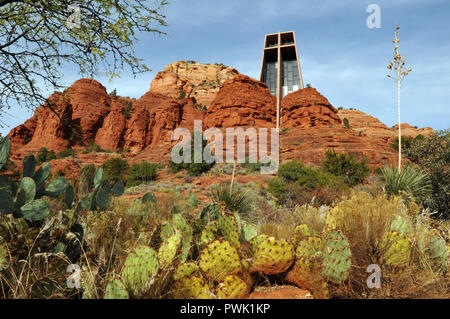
<box><xmin>387</xmin><ymin>26</ymin><xmax>412</xmax><ymax>172</ymax></box>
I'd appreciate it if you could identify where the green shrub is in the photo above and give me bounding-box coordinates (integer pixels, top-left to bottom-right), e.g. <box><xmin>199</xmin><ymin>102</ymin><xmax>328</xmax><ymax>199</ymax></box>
<box><xmin>390</xmin><ymin>135</ymin><xmax>417</xmax><ymax>151</ymax></box>
<box><xmin>322</xmin><ymin>150</ymin><xmax>369</xmax><ymax>186</ymax></box>
<box><xmin>381</xmin><ymin>165</ymin><xmax>431</xmax><ymax>202</ymax></box>
<box><xmin>278</xmin><ymin>160</ymin><xmax>342</xmax><ymax>189</ymax></box>
<box><xmin>102</xmin><ymin>157</ymin><xmax>129</xmax><ymax>184</ymax></box>
<box><xmin>57</xmin><ymin>148</ymin><xmax>76</xmax><ymax>159</ymax></box>
<box><xmin>36</xmin><ymin>147</ymin><xmax>56</xmax><ymax>165</ymax></box>
<box><xmin>343</xmin><ymin>118</ymin><xmax>350</xmax><ymax>129</ymax></box>
<box><xmin>398</xmin><ymin>130</ymin><xmax>449</xmax><ymax>217</ymax></box>
<box><xmin>127</xmin><ymin>161</ymin><xmax>158</xmax><ymax>187</ymax></box>
<box><xmin>169</xmin><ymin>131</ymin><xmax>214</xmax><ymax>176</ymax></box>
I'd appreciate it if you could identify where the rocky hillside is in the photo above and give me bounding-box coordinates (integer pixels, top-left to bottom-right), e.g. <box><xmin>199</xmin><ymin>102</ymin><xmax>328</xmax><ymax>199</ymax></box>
<box><xmin>7</xmin><ymin>61</ymin><xmax>433</xmax><ymax>170</ymax></box>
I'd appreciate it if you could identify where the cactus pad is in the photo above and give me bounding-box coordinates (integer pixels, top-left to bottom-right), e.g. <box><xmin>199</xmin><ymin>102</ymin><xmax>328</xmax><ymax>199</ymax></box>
<box><xmin>199</xmin><ymin>240</ymin><xmax>242</xmax><ymax>282</ymax></box>
<box><xmin>381</xmin><ymin>231</ymin><xmax>410</xmax><ymax>267</ymax></box>
<box><xmin>322</xmin><ymin>231</ymin><xmax>352</xmax><ymax>283</ymax></box>
<box><xmin>158</xmin><ymin>232</ymin><xmax>182</xmax><ymax>268</ymax></box>
<box><xmin>122</xmin><ymin>245</ymin><xmax>159</xmax><ymax>296</ymax></box>
<box><xmin>23</xmin><ymin>155</ymin><xmax>36</xmax><ymax>178</ymax></box>
<box><xmin>217</xmin><ymin>275</ymin><xmax>250</xmax><ymax>299</ymax></box>
<box><xmin>250</xmin><ymin>238</ymin><xmax>295</xmax><ymax>275</ymax></box>
<box><xmin>104</xmin><ymin>279</ymin><xmax>129</xmax><ymax>299</ymax></box>
<box><xmin>240</xmin><ymin>222</ymin><xmax>258</xmax><ymax>242</ymax></box>
<box><xmin>292</xmin><ymin>224</ymin><xmax>317</xmax><ymax>246</ymax></box>
<box><xmin>20</xmin><ymin>199</ymin><xmax>50</xmax><ymax>221</ymax></box>
<box><xmin>173</xmin><ymin>275</ymin><xmax>213</xmax><ymax>299</ymax></box>
<box><xmin>0</xmin><ymin>188</ymin><xmax>15</xmax><ymax>215</ymax></box>
<box><xmin>174</xmin><ymin>262</ymin><xmax>199</xmax><ymax>281</ymax></box>
<box><xmin>249</xmin><ymin>234</ymin><xmax>269</xmax><ymax>253</ymax></box>
<box><xmin>45</xmin><ymin>177</ymin><xmax>69</xmax><ymax>198</ymax></box>
<box><xmin>218</xmin><ymin>213</ymin><xmax>240</xmax><ymax>248</ymax></box>
<box><xmin>0</xmin><ymin>136</ymin><xmax>11</xmax><ymax>171</ymax></box>
<box><xmin>426</xmin><ymin>234</ymin><xmax>448</xmax><ymax>274</ymax></box>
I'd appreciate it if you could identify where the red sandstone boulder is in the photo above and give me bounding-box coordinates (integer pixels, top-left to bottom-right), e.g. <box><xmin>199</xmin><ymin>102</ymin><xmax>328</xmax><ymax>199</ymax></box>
<box><xmin>204</xmin><ymin>74</ymin><xmax>276</xmax><ymax>129</ymax></box>
<box><xmin>281</xmin><ymin>88</ymin><xmax>341</xmax><ymax>128</ymax></box>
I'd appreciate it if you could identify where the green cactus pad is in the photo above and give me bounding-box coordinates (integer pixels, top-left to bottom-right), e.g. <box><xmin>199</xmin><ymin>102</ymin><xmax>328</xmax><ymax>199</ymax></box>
<box><xmin>240</xmin><ymin>222</ymin><xmax>258</xmax><ymax>242</ymax></box>
<box><xmin>45</xmin><ymin>177</ymin><xmax>69</xmax><ymax>197</ymax></box>
<box><xmin>322</xmin><ymin>231</ymin><xmax>352</xmax><ymax>283</ymax></box>
<box><xmin>23</xmin><ymin>155</ymin><xmax>36</xmax><ymax>178</ymax></box>
<box><xmin>390</xmin><ymin>215</ymin><xmax>412</xmax><ymax>235</ymax></box>
<box><xmin>142</xmin><ymin>192</ymin><xmax>157</xmax><ymax>204</ymax></box>
<box><xmin>200</xmin><ymin>221</ymin><xmax>219</xmax><ymax>246</ymax></box>
<box><xmin>249</xmin><ymin>234</ymin><xmax>269</xmax><ymax>253</ymax></box>
<box><xmin>250</xmin><ymin>237</ymin><xmax>295</xmax><ymax>275</ymax></box>
<box><xmin>111</xmin><ymin>181</ymin><xmax>125</xmax><ymax>197</ymax></box>
<box><xmin>15</xmin><ymin>177</ymin><xmax>37</xmax><ymax>209</ymax></box>
<box><xmin>217</xmin><ymin>275</ymin><xmax>250</xmax><ymax>299</ymax></box>
<box><xmin>172</xmin><ymin>214</ymin><xmax>193</xmax><ymax>262</ymax></box>
<box><xmin>33</xmin><ymin>163</ymin><xmax>51</xmax><ymax>196</ymax></box>
<box><xmin>173</xmin><ymin>275</ymin><xmax>213</xmax><ymax>299</ymax></box>
<box><xmin>96</xmin><ymin>189</ymin><xmax>110</xmax><ymax>211</ymax></box>
<box><xmin>292</xmin><ymin>224</ymin><xmax>317</xmax><ymax>246</ymax></box>
<box><xmin>219</xmin><ymin>213</ymin><xmax>240</xmax><ymax>248</ymax></box>
<box><xmin>199</xmin><ymin>240</ymin><xmax>242</xmax><ymax>282</ymax></box>
<box><xmin>93</xmin><ymin>167</ymin><xmax>103</xmax><ymax>190</ymax></box>
<box><xmin>0</xmin><ymin>136</ymin><xmax>11</xmax><ymax>171</ymax></box>
<box><xmin>158</xmin><ymin>232</ymin><xmax>182</xmax><ymax>268</ymax></box>
<box><xmin>20</xmin><ymin>199</ymin><xmax>50</xmax><ymax>221</ymax></box>
<box><xmin>426</xmin><ymin>235</ymin><xmax>448</xmax><ymax>274</ymax></box>
<box><xmin>381</xmin><ymin>231</ymin><xmax>410</xmax><ymax>267</ymax></box>
<box><xmin>174</xmin><ymin>262</ymin><xmax>199</xmax><ymax>281</ymax></box>
<box><xmin>104</xmin><ymin>279</ymin><xmax>129</xmax><ymax>299</ymax></box>
<box><xmin>65</xmin><ymin>185</ymin><xmax>75</xmax><ymax>209</ymax></box>
<box><xmin>296</xmin><ymin>236</ymin><xmax>323</xmax><ymax>260</ymax></box>
<box><xmin>122</xmin><ymin>245</ymin><xmax>159</xmax><ymax>296</ymax></box>
<box><xmin>0</xmin><ymin>188</ymin><xmax>15</xmax><ymax>215</ymax></box>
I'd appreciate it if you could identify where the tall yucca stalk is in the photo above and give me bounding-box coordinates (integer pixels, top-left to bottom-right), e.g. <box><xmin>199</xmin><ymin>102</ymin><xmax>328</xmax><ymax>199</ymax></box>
<box><xmin>387</xmin><ymin>26</ymin><xmax>412</xmax><ymax>172</ymax></box>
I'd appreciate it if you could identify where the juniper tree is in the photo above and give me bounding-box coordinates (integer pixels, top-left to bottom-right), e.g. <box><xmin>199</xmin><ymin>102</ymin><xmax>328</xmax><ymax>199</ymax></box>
<box><xmin>387</xmin><ymin>26</ymin><xmax>412</xmax><ymax>172</ymax></box>
<box><xmin>0</xmin><ymin>0</ymin><xmax>168</xmax><ymax>126</ymax></box>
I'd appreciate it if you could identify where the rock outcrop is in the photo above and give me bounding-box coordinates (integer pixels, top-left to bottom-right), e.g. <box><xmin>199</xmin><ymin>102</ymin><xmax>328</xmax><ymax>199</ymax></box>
<box><xmin>282</xmin><ymin>88</ymin><xmax>341</xmax><ymax>128</ymax></box>
<box><xmin>149</xmin><ymin>61</ymin><xmax>239</xmax><ymax>109</ymax></box>
<box><xmin>204</xmin><ymin>74</ymin><xmax>276</xmax><ymax>129</ymax></box>
<box><xmin>7</xmin><ymin>62</ymin><xmax>434</xmax><ymax>170</ymax></box>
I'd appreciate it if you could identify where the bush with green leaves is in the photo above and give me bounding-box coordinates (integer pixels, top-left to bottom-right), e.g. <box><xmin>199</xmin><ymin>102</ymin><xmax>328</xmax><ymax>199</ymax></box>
<box><xmin>381</xmin><ymin>165</ymin><xmax>431</xmax><ymax>203</ymax></box>
<box><xmin>322</xmin><ymin>150</ymin><xmax>369</xmax><ymax>186</ymax></box>
<box><xmin>398</xmin><ymin>130</ymin><xmax>449</xmax><ymax>218</ymax></box>
<box><xmin>127</xmin><ymin>161</ymin><xmax>158</xmax><ymax>187</ymax></box>
<box><xmin>56</xmin><ymin>149</ymin><xmax>76</xmax><ymax>159</ymax></box>
<box><xmin>36</xmin><ymin>147</ymin><xmax>56</xmax><ymax>165</ymax></box>
<box><xmin>169</xmin><ymin>131</ymin><xmax>215</xmax><ymax>176</ymax></box>
<box><xmin>102</xmin><ymin>157</ymin><xmax>129</xmax><ymax>185</ymax></box>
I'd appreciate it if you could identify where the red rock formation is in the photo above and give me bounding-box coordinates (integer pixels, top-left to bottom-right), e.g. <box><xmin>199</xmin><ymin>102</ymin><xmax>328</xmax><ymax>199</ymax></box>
<box><xmin>392</xmin><ymin>123</ymin><xmax>434</xmax><ymax>138</ymax></box>
<box><xmin>204</xmin><ymin>74</ymin><xmax>276</xmax><ymax>129</ymax></box>
<box><xmin>281</xmin><ymin>88</ymin><xmax>341</xmax><ymax>128</ymax></box>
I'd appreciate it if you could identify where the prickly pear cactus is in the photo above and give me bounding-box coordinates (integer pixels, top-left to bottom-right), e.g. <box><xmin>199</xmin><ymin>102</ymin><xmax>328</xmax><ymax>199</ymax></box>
<box><xmin>199</xmin><ymin>240</ymin><xmax>242</xmax><ymax>282</ymax></box>
<box><xmin>250</xmin><ymin>238</ymin><xmax>294</xmax><ymax>275</ymax></box>
<box><xmin>218</xmin><ymin>213</ymin><xmax>240</xmax><ymax>249</ymax></box>
<box><xmin>292</xmin><ymin>224</ymin><xmax>318</xmax><ymax>246</ymax></box>
<box><xmin>0</xmin><ymin>136</ymin><xmax>11</xmax><ymax>171</ymax></box>
<box><xmin>285</xmin><ymin>256</ymin><xmax>328</xmax><ymax>299</ymax></box>
<box><xmin>170</xmin><ymin>214</ymin><xmax>193</xmax><ymax>262</ymax></box>
<box><xmin>142</xmin><ymin>192</ymin><xmax>157</xmax><ymax>204</ymax></box>
<box><xmin>20</xmin><ymin>199</ymin><xmax>50</xmax><ymax>222</ymax></box>
<box><xmin>158</xmin><ymin>232</ymin><xmax>182</xmax><ymax>268</ymax></box>
<box><xmin>390</xmin><ymin>215</ymin><xmax>412</xmax><ymax>236</ymax></box>
<box><xmin>33</xmin><ymin>163</ymin><xmax>51</xmax><ymax>196</ymax></box>
<box><xmin>249</xmin><ymin>234</ymin><xmax>269</xmax><ymax>253</ymax></box>
<box><xmin>426</xmin><ymin>234</ymin><xmax>448</xmax><ymax>274</ymax></box>
<box><xmin>174</xmin><ymin>262</ymin><xmax>199</xmax><ymax>281</ymax></box>
<box><xmin>240</xmin><ymin>222</ymin><xmax>258</xmax><ymax>242</ymax></box>
<box><xmin>22</xmin><ymin>155</ymin><xmax>36</xmax><ymax>178</ymax></box>
<box><xmin>45</xmin><ymin>177</ymin><xmax>69</xmax><ymax>198</ymax></box>
<box><xmin>122</xmin><ymin>245</ymin><xmax>159</xmax><ymax>296</ymax></box>
<box><xmin>200</xmin><ymin>221</ymin><xmax>219</xmax><ymax>246</ymax></box>
<box><xmin>172</xmin><ymin>275</ymin><xmax>213</xmax><ymax>299</ymax></box>
<box><xmin>15</xmin><ymin>177</ymin><xmax>36</xmax><ymax>209</ymax></box>
<box><xmin>296</xmin><ymin>236</ymin><xmax>323</xmax><ymax>259</ymax></box>
<box><xmin>322</xmin><ymin>231</ymin><xmax>352</xmax><ymax>283</ymax></box>
<box><xmin>0</xmin><ymin>188</ymin><xmax>15</xmax><ymax>215</ymax></box>
<box><xmin>217</xmin><ymin>275</ymin><xmax>250</xmax><ymax>299</ymax></box>
<box><xmin>104</xmin><ymin>279</ymin><xmax>129</xmax><ymax>299</ymax></box>
<box><xmin>381</xmin><ymin>231</ymin><xmax>410</xmax><ymax>267</ymax></box>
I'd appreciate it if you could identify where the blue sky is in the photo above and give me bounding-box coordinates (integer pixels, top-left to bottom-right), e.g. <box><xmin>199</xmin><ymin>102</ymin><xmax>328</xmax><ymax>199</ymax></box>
<box><xmin>1</xmin><ymin>0</ymin><xmax>449</xmax><ymax>135</ymax></box>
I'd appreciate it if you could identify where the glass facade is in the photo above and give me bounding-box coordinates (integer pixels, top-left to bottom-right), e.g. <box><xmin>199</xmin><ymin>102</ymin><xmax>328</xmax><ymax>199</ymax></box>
<box><xmin>282</xmin><ymin>59</ymin><xmax>300</xmax><ymax>97</ymax></box>
<box><xmin>263</xmin><ymin>61</ymin><xmax>278</xmax><ymax>96</ymax></box>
